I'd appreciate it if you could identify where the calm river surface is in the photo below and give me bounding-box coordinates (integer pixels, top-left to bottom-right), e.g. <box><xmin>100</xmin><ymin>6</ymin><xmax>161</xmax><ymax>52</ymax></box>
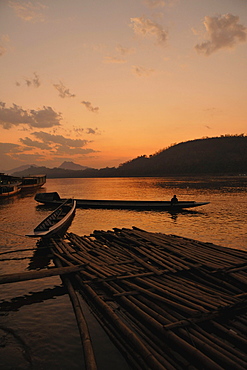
<box><xmin>0</xmin><ymin>176</ymin><xmax>246</xmax><ymax>369</ymax></box>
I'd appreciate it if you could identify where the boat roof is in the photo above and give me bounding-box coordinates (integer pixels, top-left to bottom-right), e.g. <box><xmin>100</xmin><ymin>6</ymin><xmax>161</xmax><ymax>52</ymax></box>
<box><xmin>22</xmin><ymin>174</ymin><xmax>46</xmax><ymax>178</ymax></box>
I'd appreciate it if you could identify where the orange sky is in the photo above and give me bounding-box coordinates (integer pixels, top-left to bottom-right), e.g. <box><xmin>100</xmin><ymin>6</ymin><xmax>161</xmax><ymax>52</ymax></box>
<box><xmin>0</xmin><ymin>0</ymin><xmax>247</xmax><ymax>171</ymax></box>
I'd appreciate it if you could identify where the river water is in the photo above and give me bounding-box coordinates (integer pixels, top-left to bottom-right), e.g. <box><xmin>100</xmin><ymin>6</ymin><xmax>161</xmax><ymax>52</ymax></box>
<box><xmin>0</xmin><ymin>176</ymin><xmax>246</xmax><ymax>369</ymax></box>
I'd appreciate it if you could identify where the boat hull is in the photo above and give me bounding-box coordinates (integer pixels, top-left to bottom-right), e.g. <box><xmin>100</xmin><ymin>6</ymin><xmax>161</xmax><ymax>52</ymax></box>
<box><xmin>34</xmin><ymin>192</ymin><xmax>209</xmax><ymax>211</ymax></box>
<box><xmin>26</xmin><ymin>198</ymin><xmax>76</xmax><ymax>238</ymax></box>
<box><xmin>19</xmin><ymin>175</ymin><xmax>46</xmax><ymax>190</ymax></box>
<box><xmin>0</xmin><ymin>183</ymin><xmax>21</xmax><ymax>198</ymax></box>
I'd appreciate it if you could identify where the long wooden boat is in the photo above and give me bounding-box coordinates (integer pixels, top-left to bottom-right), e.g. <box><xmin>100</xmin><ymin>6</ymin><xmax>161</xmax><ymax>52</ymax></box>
<box><xmin>0</xmin><ymin>183</ymin><xmax>21</xmax><ymax>198</ymax></box>
<box><xmin>26</xmin><ymin>198</ymin><xmax>76</xmax><ymax>238</ymax></box>
<box><xmin>19</xmin><ymin>174</ymin><xmax>46</xmax><ymax>190</ymax></box>
<box><xmin>34</xmin><ymin>192</ymin><xmax>209</xmax><ymax>210</ymax></box>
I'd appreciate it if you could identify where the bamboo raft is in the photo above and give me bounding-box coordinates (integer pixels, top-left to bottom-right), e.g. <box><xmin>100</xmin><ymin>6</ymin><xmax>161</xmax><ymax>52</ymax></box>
<box><xmin>1</xmin><ymin>227</ymin><xmax>246</xmax><ymax>369</ymax></box>
<box><xmin>46</xmin><ymin>227</ymin><xmax>247</xmax><ymax>370</ymax></box>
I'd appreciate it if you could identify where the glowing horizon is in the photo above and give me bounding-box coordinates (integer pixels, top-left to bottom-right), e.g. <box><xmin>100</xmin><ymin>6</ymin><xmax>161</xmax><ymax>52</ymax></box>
<box><xmin>0</xmin><ymin>0</ymin><xmax>246</xmax><ymax>171</ymax></box>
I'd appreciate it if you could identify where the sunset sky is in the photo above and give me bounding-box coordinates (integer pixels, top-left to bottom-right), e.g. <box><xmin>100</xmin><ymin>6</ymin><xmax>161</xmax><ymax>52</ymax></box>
<box><xmin>0</xmin><ymin>0</ymin><xmax>246</xmax><ymax>171</ymax></box>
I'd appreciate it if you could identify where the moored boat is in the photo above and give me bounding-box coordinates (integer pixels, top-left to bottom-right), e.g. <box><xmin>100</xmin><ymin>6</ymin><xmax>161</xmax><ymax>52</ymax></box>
<box><xmin>26</xmin><ymin>198</ymin><xmax>76</xmax><ymax>238</ymax></box>
<box><xmin>19</xmin><ymin>175</ymin><xmax>46</xmax><ymax>190</ymax></box>
<box><xmin>0</xmin><ymin>183</ymin><xmax>21</xmax><ymax>198</ymax></box>
<box><xmin>34</xmin><ymin>192</ymin><xmax>210</xmax><ymax>210</ymax></box>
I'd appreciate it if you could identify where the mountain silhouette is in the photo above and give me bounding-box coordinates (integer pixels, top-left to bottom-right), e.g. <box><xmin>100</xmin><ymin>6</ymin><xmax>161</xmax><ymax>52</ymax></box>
<box><xmin>10</xmin><ymin>135</ymin><xmax>247</xmax><ymax>178</ymax></box>
<box><xmin>59</xmin><ymin>161</ymin><xmax>89</xmax><ymax>171</ymax></box>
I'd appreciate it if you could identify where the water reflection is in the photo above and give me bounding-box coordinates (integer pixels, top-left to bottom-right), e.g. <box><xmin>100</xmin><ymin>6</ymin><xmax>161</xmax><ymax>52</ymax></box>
<box><xmin>27</xmin><ymin>243</ymin><xmax>52</xmax><ymax>271</ymax></box>
<box><xmin>154</xmin><ymin>175</ymin><xmax>247</xmax><ymax>192</ymax></box>
<box><xmin>0</xmin><ymin>286</ymin><xmax>66</xmax><ymax>313</ymax></box>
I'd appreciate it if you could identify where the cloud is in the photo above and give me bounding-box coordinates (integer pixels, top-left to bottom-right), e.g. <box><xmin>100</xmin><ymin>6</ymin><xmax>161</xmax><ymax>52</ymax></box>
<box><xmin>0</xmin><ymin>142</ymin><xmax>21</xmax><ymax>154</ymax></box>
<box><xmin>195</xmin><ymin>14</ymin><xmax>247</xmax><ymax>56</ymax></box>
<box><xmin>0</xmin><ymin>45</ymin><xmax>7</xmax><ymax>57</ymax></box>
<box><xmin>0</xmin><ymin>101</ymin><xmax>62</xmax><ymax>129</ymax></box>
<box><xmin>19</xmin><ymin>137</ymin><xmax>51</xmax><ymax>150</ymax></box>
<box><xmin>143</xmin><ymin>0</ymin><xmax>165</xmax><ymax>8</ymax></box>
<box><xmin>143</xmin><ymin>0</ymin><xmax>178</xmax><ymax>7</ymax></box>
<box><xmin>73</xmin><ymin>127</ymin><xmax>100</xmax><ymax>135</ymax></box>
<box><xmin>103</xmin><ymin>56</ymin><xmax>126</xmax><ymax>64</ymax></box>
<box><xmin>0</xmin><ymin>142</ymin><xmax>45</xmax><ymax>169</ymax></box>
<box><xmin>19</xmin><ymin>135</ymin><xmax>95</xmax><ymax>156</ymax></box>
<box><xmin>132</xmin><ymin>65</ymin><xmax>155</xmax><ymax>77</ymax></box>
<box><xmin>130</xmin><ymin>16</ymin><xmax>168</xmax><ymax>45</ymax></box>
<box><xmin>53</xmin><ymin>81</ymin><xmax>76</xmax><ymax>98</ymax></box>
<box><xmin>16</xmin><ymin>72</ymin><xmax>41</xmax><ymax>87</ymax></box>
<box><xmin>73</xmin><ymin>127</ymin><xmax>84</xmax><ymax>135</ymax></box>
<box><xmin>0</xmin><ymin>34</ymin><xmax>10</xmax><ymax>57</ymax></box>
<box><xmin>81</xmin><ymin>101</ymin><xmax>99</xmax><ymax>113</ymax></box>
<box><xmin>103</xmin><ymin>45</ymin><xmax>135</xmax><ymax>65</ymax></box>
<box><xmin>32</xmin><ymin>72</ymin><xmax>41</xmax><ymax>87</ymax></box>
<box><xmin>10</xmin><ymin>152</ymin><xmax>46</xmax><ymax>162</ymax></box>
<box><xmin>53</xmin><ymin>145</ymin><xmax>96</xmax><ymax>156</ymax></box>
<box><xmin>29</xmin><ymin>131</ymin><xmax>97</xmax><ymax>156</ymax></box>
<box><xmin>85</xmin><ymin>128</ymin><xmax>100</xmax><ymax>135</ymax></box>
<box><xmin>115</xmin><ymin>45</ymin><xmax>135</xmax><ymax>56</ymax></box>
<box><xmin>0</xmin><ymin>130</ymin><xmax>97</xmax><ymax>170</ymax></box>
<box><xmin>31</xmin><ymin>131</ymin><xmax>90</xmax><ymax>148</ymax></box>
<box><xmin>9</xmin><ymin>1</ymin><xmax>47</xmax><ymax>23</ymax></box>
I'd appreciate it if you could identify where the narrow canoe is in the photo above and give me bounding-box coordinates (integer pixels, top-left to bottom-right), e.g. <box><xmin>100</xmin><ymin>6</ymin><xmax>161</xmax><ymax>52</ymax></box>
<box><xmin>34</xmin><ymin>192</ymin><xmax>209</xmax><ymax>211</ymax></box>
<box><xmin>26</xmin><ymin>198</ymin><xmax>76</xmax><ymax>238</ymax></box>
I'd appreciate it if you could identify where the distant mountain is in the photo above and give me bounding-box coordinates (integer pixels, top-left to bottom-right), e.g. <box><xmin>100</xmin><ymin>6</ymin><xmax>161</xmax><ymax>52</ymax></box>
<box><xmin>4</xmin><ymin>164</ymin><xmax>38</xmax><ymax>175</ymax></box>
<box><xmin>59</xmin><ymin>161</ymin><xmax>89</xmax><ymax>171</ymax></box>
<box><xmin>9</xmin><ymin>136</ymin><xmax>247</xmax><ymax>178</ymax></box>
<box><xmin>94</xmin><ymin>135</ymin><xmax>246</xmax><ymax>177</ymax></box>
<box><xmin>11</xmin><ymin>165</ymin><xmax>92</xmax><ymax>178</ymax></box>
<box><xmin>116</xmin><ymin>135</ymin><xmax>247</xmax><ymax>176</ymax></box>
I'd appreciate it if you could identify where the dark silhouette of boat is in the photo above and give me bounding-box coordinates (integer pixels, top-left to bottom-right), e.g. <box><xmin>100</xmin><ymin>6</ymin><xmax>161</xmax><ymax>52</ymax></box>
<box><xmin>0</xmin><ymin>182</ymin><xmax>21</xmax><ymax>198</ymax></box>
<box><xmin>34</xmin><ymin>192</ymin><xmax>209</xmax><ymax>211</ymax></box>
<box><xmin>19</xmin><ymin>175</ymin><xmax>46</xmax><ymax>190</ymax></box>
<box><xmin>26</xmin><ymin>198</ymin><xmax>76</xmax><ymax>238</ymax></box>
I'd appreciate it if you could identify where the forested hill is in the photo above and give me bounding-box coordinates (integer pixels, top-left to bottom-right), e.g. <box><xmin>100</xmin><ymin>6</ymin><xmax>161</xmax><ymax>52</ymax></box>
<box><xmin>11</xmin><ymin>136</ymin><xmax>247</xmax><ymax>178</ymax></box>
<box><xmin>115</xmin><ymin>135</ymin><xmax>247</xmax><ymax>176</ymax></box>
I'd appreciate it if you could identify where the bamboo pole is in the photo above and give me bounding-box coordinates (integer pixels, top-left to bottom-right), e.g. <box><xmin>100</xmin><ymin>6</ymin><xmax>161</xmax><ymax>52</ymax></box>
<box><xmin>123</xmin><ymin>279</ymin><xmax>207</xmax><ymax>315</ymax></box>
<box><xmin>50</xmin><ymin>252</ymin><xmax>97</xmax><ymax>370</ymax></box>
<box><xmin>79</xmin><ymin>280</ymin><xmax>166</xmax><ymax>370</ymax></box>
<box><xmin>165</xmin><ymin>275</ymin><xmax>237</xmax><ymax>305</ymax></box>
<box><xmin>152</xmin><ymin>274</ymin><xmax>234</xmax><ymax>308</ymax></box>
<box><xmin>191</xmin><ymin>324</ymin><xmax>247</xmax><ymax>365</ymax></box>
<box><xmin>179</xmin><ymin>326</ymin><xmax>246</xmax><ymax>370</ymax></box>
<box><xmin>0</xmin><ymin>264</ymin><xmax>86</xmax><ymax>284</ymax></box>
<box><xmin>129</xmin><ymin>228</ymin><xmax>246</xmax><ymax>268</ymax></box>
<box><xmin>210</xmin><ymin>320</ymin><xmax>247</xmax><ymax>351</ymax></box>
<box><xmin>122</xmin><ymin>308</ymin><xmax>178</xmax><ymax>370</ymax></box>
<box><xmin>96</xmin><ymin>278</ymin><xmax>224</xmax><ymax>370</ymax></box>
<box><xmin>144</xmin><ymin>276</ymin><xmax>218</xmax><ymax>311</ymax></box>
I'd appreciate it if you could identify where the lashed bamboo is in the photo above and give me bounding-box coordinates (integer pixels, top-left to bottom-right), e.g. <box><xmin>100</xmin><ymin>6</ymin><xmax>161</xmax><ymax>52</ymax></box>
<box><xmin>129</xmin><ymin>227</ymin><xmax>245</xmax><ymax>267</ymax></box>
<box><xmin>98</xmin><ymin>280</ymin><xmax>224</xmax><ymax>370</ymax></box>
<box><xmin>124</xmin><ymin>310</ymin><xmax>191</xmax><ymax>370</ymax></box>
<box><xmin>164</xmin><ymin>274</ymin><xmax>237</xmax><ymax>306</ymax></box>
<box><xmin>79</xmin><ymin>280</ymin><xmax>166</xmax><ymax>370</ymax></box>
<box><xmin>46</xmin><ymin>227</ymin><xmax>247</xmax><ymax>370</ymax></box>
<box><xmin>149</xmin><ymin>275</ymin><xmax>235</xmax><ymax>309</ymax></box>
